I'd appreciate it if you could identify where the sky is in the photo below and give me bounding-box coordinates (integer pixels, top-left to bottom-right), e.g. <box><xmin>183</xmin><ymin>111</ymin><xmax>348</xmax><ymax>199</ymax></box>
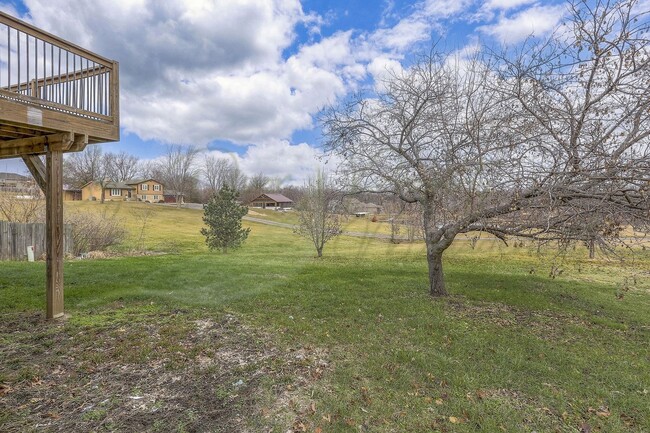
<box><xmin>0</xmin><ymin>0</ymin><xmax>568</xmax><ymax>185</ymax></box>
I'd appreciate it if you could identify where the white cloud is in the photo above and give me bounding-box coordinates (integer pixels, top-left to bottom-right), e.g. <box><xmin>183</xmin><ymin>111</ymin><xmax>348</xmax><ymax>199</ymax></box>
<box><xmin>483</xmin><ymin>0</ymin><xmax>536</xmax><ymax>11</ymax></box>
<box><xmin>239</xmin><ymin>140</ymin><xmax>324</xmax><ymax>184</ymax></box>
<box><xmin>372</xmin><ymin>0</ymin><xmax>473</xmax><ymax>52</ymax></box>
<box><xmin>5</xmin><ymin>0</ymin><xmax>497</xmax><ymax>182</ymax></box>
<box><xmin>478</xmin><ymin>4</ymin><xmax>565</xmax><ymax>44</ymax></box>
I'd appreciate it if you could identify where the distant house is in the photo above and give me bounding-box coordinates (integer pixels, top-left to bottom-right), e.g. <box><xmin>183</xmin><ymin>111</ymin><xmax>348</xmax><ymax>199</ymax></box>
<box><xmin>63</xmin><ymin>186</ymin><xmax>82</xmax><ymax>201</ymax></box>
<box><xmin>163</xmin><ymin>190</ymin><xmax>185</xmax><ymax>204</ymax></box>
<box><xmin>81</xmin><ymin>181</ymin><xmax>134</xmax><ymax>201</ymax></box>
<box><xmin>0</xmin><ymin>172</ymin><xmax>35</xmax><ymax>192</ymax></box>
<box><xmin>80</xmin><ymin>178</ymin><xmax>164</xmax><ymax>202</ymax></box>
<box><xmin>345</xmin><ymin>198</ymin><xmax>383</xmax><ymax>216</ymax></box>
<box><xmin>126</xmin><ymin>179</ymin><xmax>164</xmax><ymax>203</ymax></box>
<box><xmin>249</xmin><ymin>193</ymin><xmax>294</xmax><ymax>209</ymax></box>
<box><xmin>358</xmin><ymin>202</ymin><xmax>383</xmax><ymax>214</ymax></box>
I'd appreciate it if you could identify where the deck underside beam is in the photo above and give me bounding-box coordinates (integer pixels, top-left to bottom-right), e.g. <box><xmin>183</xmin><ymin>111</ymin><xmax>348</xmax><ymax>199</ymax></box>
<box><xmin>1</xmin><ymin>132</ymin><xmax>88</xmax><ymax>158</ymax></box>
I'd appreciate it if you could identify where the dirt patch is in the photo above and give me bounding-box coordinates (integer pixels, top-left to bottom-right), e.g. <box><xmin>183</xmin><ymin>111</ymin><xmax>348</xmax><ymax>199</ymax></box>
<box><xmin>0</xmin><ymin>308</ymin><xmax>328</xmax><ymax>432</ymax></box>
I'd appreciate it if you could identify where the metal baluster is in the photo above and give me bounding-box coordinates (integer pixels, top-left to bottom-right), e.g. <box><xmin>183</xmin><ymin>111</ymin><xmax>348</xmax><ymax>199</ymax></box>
<box><xmin>17</xmin><ymin>29</ymin><xmax>20</xmax><ymax>94</ymax></box>
<box><xmin>26</xmin><ymin>34</ymin><xmax>29</xmax><ymax>96</ymax></box>
<box><xmin>42</xmin><ymin>40</ymin><xmax>46</xmax><ymax>99</ymax></box>
<box><xmin>57</xmin><ymin>47</ymin><xmax>61</xmax><ymax>104</ymax></box>
<box><xmin>7</xmin><ymin>25</ymin><xmax>10</xmax><ymax>90</ymax></box>
<box><xmin>34</xmin><ymin>34</ymin><xmax>37</xmax><ymax>98</ymax></box>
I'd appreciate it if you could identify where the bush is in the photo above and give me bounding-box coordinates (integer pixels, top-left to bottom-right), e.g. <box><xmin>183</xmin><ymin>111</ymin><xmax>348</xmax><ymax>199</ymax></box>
<box><xmin>65</xmin><ymin>211</ymin><xmax>127</xmax><ymax>255</ymax></box>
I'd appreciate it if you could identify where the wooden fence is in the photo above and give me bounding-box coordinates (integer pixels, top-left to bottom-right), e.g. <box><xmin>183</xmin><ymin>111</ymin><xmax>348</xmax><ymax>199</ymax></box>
<box><xmin>0</xmin><ymin>221</ymin><xmax>72</xmax><ymax>260</ymax></box>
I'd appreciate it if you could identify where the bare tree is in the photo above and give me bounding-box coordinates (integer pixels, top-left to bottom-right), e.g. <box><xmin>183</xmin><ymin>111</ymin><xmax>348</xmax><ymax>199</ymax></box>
<box><xmin>63</xmin><ymin>146</ymin><xmax>105</xmax><ymax>188</ymax></box>
<box><xmin>241</xmin><ymin>172</ymin><xmax>268</xmax><ymax>204</ymax></box>
<box><xmin>267</xmin><ymin>176</ymin><xmax>285</xmax><ymax>191</ymax></box>
<box><xmin>203</xmin><ymin>155</ymin><xmax>231</xmax><ymax>196</ymax></box>
<box><xmin>203</xmin><ymin>155</ymin><xmax>247</xmax><ymax>197</ymax></box>
<box><xmin>105</xmin><ymin>151</ymin><xmax>140</xmax><ymax>182</ymax></box>
<box><xmin>248</xmin><ymin>172</ymin><xmax>268</xmax><ymax>191</ymax></box>
<box><xmin>322</xmin><ymin>0</ymin><xmax>650</xmax><ymax>296</ymax></box>
<box><xmin>64</xmin><ymin>146</ymin><xmax>112</xmax><ymax>202</ymax></box>
<box><xmin>156</xmin><ymin>145</ymin><xmax>200</xmax><ymax>207</ymax></box>
<box><xmin>493</xmin><ymin>0</ymin><xmax>650</xmax><ymax>255</ymax></box>
<box><xmin>294</xmin><ymin>169</ymin><xmax>341</xmax><ymax>257</ymax></box>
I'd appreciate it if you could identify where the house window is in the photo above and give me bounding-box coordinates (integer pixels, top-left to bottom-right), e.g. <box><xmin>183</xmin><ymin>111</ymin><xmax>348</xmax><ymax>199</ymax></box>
<box><xmin>111</xmin><ymin>189</ymin><xmax>121</xmax><ymax>196</ymax></box>
<box><xmin>141</xmin><ymin>184</ymin><xmax>149</xmax><ymax>191</ymax></box>
<box><xmin>153</xmin><ymin>195</ymin><xmax>159</xmax><ymax>201</ymax></box>
<box><xmin>141</xmin><ymin>195</ymin><xmax>147</xmax><ymax>201</ymax></box>
<box><xmin>153</xmin><ymin>184</ymin><xmax>160</xmax><ymax>191</ymax></box>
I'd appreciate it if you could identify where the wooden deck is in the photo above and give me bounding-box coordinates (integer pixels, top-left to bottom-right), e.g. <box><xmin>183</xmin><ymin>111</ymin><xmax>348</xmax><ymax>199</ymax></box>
<box><xmin>0</xmin><ymin>12</ymin><xmax>119</xmax><ymax>319</ymax></box>
<box><xmin>0</xmin><ymin>11</ymin><xmax>119</xmax><ymax>159</ymax></box>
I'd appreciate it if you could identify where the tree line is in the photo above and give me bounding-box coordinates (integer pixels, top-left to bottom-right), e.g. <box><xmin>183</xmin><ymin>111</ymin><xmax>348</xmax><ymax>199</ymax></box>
<box><xmin>62</xmin><ymin>145</ymin><xmax>305</xmax><ymax>206</ymax></box>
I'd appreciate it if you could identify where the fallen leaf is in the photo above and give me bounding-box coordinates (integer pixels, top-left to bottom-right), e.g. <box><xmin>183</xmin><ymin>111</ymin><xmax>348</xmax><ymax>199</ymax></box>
<box><xmin>314</xmin><ymin>428</ymin><xmax>322</xmax><ymax>433</ymax></box>
<box><xmin>596</xmin><ymin>407</ymin><xmax>611</xmax><ymax>417</ymax></box>
<box><xmin>449</xmin><ymin>416</ymin><xmax>460</xmax><ymax>424</ymax></box>
<box><xmin>435</xmin><ymin>399</ymin><xmax>444</xmax><ymax>405</ymax></box>
<box><xmin>580</xmin><ymin>423</ymin><xmax>592</xmax><ymax>433</ymax></box>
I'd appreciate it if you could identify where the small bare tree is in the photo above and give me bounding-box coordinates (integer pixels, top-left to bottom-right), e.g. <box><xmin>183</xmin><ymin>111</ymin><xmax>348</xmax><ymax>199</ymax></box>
<box><xmin>294</xmin><ymin>169</ymin><xmax>341</xmax><ymax>257</ymax></box>
<box><xmin>322</xmin><ymin>0</ymin><xmax>650</xmax><ymax>296</ymax></box>
<box><xmin>130</xmin><ymin>207</ymin><xmax>155</xmax><ymax>251</ymax></box>
<box><xmin>64</xmin><ymin>146</ymin><xmax>113</xmax><ymax>203</ymax></box>
<box><xmin>385</xmin><ymin>199</ymin><xmax>423</xmax><ymax>243</ymax></box>
<box><xmin>157</xmin><ymin>145</ymin><xmax>200</xmax><ymax>207</ymax></box>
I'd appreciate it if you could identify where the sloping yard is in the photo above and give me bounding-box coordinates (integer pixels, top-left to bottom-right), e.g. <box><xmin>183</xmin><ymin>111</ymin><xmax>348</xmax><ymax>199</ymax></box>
<box><xmin>1</xmin><ymin>202</ymin><xmax>649</xmax><ymax>432</ymax></box>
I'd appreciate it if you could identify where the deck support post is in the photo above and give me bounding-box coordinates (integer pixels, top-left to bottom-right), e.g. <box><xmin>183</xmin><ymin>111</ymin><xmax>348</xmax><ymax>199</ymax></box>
<box><xmin>45</xmin><ymin>144</ymin><xmax>65</xmax><ymax>319</ymax></box>
<box><xmin>22</xmin><ymin>135</ymin><xmax>71</xmax><ymax>319</ymax></box>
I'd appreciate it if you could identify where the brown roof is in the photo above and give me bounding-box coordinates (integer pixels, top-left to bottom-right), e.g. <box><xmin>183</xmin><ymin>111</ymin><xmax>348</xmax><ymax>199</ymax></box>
<box><xmin>255</xmin><ymin>193</ymin><xmax>293</xmax><ymax>203</ymax></box>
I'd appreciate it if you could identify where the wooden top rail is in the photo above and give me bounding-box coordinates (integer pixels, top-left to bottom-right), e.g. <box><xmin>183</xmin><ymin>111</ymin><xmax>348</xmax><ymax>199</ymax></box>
<box><xmin>0</xmin><ymin>12</ymin><xmax>112</xmax><ymax>66</ymax></box>
<box><xmin>4</xmin><ymin>64</ymin><xmax>108</xmax><ymax>93</ymax></box>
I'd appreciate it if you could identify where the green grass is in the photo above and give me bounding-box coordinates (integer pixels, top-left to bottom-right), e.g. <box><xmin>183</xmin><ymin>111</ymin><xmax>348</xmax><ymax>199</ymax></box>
<box><xmin>2</xmin><ymin>201</ymin><xmax>649</xmax><ymax>432</ymax></box>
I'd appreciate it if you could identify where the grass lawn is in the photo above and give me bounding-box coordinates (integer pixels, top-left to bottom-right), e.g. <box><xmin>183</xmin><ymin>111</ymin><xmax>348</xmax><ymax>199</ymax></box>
<box><xmin>1</xmin><ymin>201</ymin><xmax>649</xmax><ymax>432</ymax></box>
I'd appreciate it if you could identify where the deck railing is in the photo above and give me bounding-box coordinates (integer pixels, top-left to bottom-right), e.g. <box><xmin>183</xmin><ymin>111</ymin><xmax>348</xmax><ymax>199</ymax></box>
<box><xmin>0</xmin><ymin>12</ymin><xmax>118</xmax><ymax>124</ymax></box>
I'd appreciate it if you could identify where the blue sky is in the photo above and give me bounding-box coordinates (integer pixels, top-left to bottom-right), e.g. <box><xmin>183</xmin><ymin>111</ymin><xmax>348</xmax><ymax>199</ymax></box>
<box><xmin>0</xmin><ymin>0</ymin><xmax>567</xmax><ymax>183</ymax></box>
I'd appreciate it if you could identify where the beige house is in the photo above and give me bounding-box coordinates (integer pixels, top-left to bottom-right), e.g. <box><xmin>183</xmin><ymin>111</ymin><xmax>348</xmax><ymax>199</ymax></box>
<box><xmin>81</xmin><ymin>181</ymin><xmax>133</xmax><ymax>201</ymax></box>
<box><xmin>80</xmin><ymin>178</ymin><xmax>164</xmax><ymax>202</ymax></box>
<box><xmin>126</xmin><ymin>179</ymin><xmax>164</xmax><ymax>203</ymax></box>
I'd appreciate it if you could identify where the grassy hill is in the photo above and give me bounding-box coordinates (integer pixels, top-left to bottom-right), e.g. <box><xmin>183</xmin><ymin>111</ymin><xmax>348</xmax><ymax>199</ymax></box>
<box><xmin>1</xmin><ymin>201</ymin><xmax>649</xmax><ymax>432</ymax></box>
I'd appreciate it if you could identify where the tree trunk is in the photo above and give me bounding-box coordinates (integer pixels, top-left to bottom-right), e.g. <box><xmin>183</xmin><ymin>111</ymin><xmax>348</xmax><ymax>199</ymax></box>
<box><xmin>588</xmin><ymin>239</ymin><xmax>595</xmax><ymax>259</ymax></box>
<box><xmin>427</xmin><ymin>247</ymin><xmax>447</xmax><ymax>296</ymax></box>
<box><xmin>316</xmin><ymin>247</ymin><xmax>323</xmax><ymax>258</ymax></box>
